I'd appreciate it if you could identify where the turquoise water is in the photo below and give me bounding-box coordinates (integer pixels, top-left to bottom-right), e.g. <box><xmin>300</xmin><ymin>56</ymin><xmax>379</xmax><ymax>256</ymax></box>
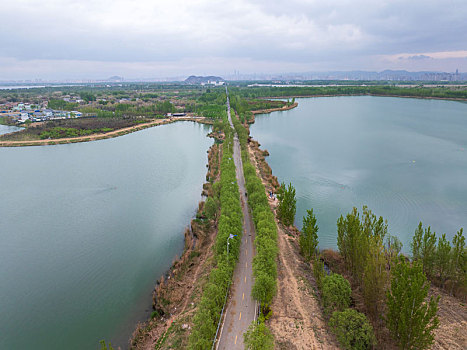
<box><xmin>0</xmin><ymin>122</ymin><xmax>212</xmax><ymax>349</ymax></box>
<box><xmin>251</xmin><ymin>96</ymin><xmax>467</xmax><ymax>252</ymax></box>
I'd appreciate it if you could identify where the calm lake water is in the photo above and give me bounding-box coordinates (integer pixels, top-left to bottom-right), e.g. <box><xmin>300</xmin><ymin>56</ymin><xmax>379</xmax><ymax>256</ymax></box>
<box><xmin>251</xmin><ymin>96</ymin><xmax>467</xmax><ymax>252</ymax></box>
<box><xmin>0</xmin><ymin>122</ymin><xmax>212</xmax><ymax>349</ymax></box>
<box><xmin>0</xmin><ymin>124</ymin><xmax>23</xmax><ymax>135</ymax></box>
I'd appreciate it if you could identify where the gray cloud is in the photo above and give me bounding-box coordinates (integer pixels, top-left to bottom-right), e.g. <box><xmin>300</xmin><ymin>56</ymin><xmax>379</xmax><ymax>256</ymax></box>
<box><xmin>1</xmin><ymin>0</ymin><xmax>466</xmax><ymax>79</ymax></box>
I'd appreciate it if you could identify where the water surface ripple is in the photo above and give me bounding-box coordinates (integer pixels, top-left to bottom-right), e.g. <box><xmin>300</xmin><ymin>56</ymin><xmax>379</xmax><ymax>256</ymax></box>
<box><xmin>251</xmin><ymin>96</ymin><xmax>467</xmax><ymax>251</ymax></box>
<box><xmin>0</xmin><ymin>122</ymin><xmax>212</xmax><ymax>349</ymax></box>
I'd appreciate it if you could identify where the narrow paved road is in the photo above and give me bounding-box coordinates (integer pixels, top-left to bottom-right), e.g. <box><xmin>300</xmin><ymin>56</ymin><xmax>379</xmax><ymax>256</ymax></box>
<box><xmin>216</xmin><ymin>90</ymin><xmax>257</xmax><ymax>349</ymax></box>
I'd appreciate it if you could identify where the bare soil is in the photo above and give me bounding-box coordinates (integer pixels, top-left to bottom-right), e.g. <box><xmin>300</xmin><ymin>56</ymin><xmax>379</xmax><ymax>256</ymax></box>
<box><xmin>431</xmin><ymin>286</ymin><xmax>467</xmax><ymax>350</ymax></box>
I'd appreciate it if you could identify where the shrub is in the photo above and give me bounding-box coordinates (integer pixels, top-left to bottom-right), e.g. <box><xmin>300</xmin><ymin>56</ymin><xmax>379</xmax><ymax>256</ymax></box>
<box><xmin>243</xmin><ymin>321</ymin><xmax>274</xmax><ymax>350</ymax></box>
<box><xmin>329</xmin><ymin>309</ymin><xmax>376</xmax><ymax>350</ymax></box>
<box><xmin>322</xmin><ymin>273</ymin><xmax>351</xmax><ymax>313</ymax></box>
<box><xmin>204</xmin><ymin>196</ymin><xmax>219</xmax><ymax>219</ymax></box>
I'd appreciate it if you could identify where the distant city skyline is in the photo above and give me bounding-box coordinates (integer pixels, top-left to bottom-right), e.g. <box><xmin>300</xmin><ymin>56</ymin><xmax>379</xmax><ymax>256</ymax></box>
<box><xmin>1</xmin><ymin>69</ymin><xmax>466</xmax><ymax>84</ymax></box>
<box><xmin>1</xmin><ymin>0</ymin><xmax>466</xmax><ymax>80</ymax></box>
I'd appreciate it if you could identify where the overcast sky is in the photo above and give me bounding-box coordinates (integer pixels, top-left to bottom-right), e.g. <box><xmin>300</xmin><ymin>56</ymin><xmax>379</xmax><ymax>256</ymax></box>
<box><xmin>1</xmin><ymin>0</ymin><xmax>466</xmax><ymax>80</ymax></box>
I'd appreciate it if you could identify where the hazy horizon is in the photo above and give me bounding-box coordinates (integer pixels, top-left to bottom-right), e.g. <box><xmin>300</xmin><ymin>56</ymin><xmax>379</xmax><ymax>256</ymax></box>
<box><xmin>1</xmin><ymin>0</ymin><xmax>466</xmax><ymax>80</ymax></box>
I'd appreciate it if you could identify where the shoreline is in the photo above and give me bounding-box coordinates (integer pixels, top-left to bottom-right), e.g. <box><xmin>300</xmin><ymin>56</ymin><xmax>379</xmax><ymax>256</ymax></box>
<box><xmin>260</xmin><ymin>93</ymin><xmax>467</xmax><ymax>102</ymax></box>
<box><xmin>130</xmin><ymin>136</ymin><xmax>222</xmax><ymax>349</ymax></box>
<box><xmin>250</xmin><ymin>102</ymin><xmax>298</xmax><ymax>115</ymax></box>
<box><xmin>0</xmin><ymin>117</ymin><xmax>210</xmax><ymax>147</ymax></box>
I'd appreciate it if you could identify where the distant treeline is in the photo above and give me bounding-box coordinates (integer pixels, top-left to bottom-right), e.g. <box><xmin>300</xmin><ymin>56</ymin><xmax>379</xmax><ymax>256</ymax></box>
<box><xmin>229</xmin><ymin>85</ymin><xmax>467</xmax><ymax>100</ymax></box>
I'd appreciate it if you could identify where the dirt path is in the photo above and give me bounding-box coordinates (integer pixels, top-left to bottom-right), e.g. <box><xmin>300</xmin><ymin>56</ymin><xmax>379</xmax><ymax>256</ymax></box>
<box><xmin>431</xmin><ymin>286</ymin><xmax>467</xmax><ymax>349</ymax></box>
<box><xmin>270</xmin><ymin>227</ymin><xmax>337</xmax><ymax>350</ymax></box>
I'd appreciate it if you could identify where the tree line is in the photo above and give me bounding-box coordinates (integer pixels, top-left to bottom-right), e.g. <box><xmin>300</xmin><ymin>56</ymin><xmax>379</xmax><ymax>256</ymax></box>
<box><xmin>188</xmin><ymin>117</ymin><xmax>244</xmax><ymax>349</ymax></box>
<box><xmin>289</xmin><ymin>197</ymin><xmax>465</xmax><ymax>349</ymax></box>
<box><xmin>228</xmin><ymin>85</ymin><xmax>467</xmax><ymax>100</ymax></box>
<box><xmin>231</xmin><ymin>104</ymin><xmax>276</xmax><ymax>349</ymax></box>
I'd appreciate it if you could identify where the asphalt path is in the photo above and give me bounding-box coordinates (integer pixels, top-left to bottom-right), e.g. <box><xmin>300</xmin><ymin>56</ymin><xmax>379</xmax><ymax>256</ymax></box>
<box><xmin>216</xmin><ymin>91</ymin><xmax>257</xmax><ymax>349</ymax></box>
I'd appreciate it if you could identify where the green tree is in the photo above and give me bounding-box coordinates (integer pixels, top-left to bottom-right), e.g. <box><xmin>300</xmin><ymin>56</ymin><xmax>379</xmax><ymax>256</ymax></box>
<box><xmin>411</xmin><ymin>222</ymin><xmax>423</xmax><ymax>261</ymax></box>
<box><xmin>363</xmin><ymin>236</ymin><xmax>388</xmax><ymax>321</ymax></box>
<box><xmin>386</xmin><ymin>234</ymin><xmax>403</xmax><ymax>264</ymax></box>
<box><xmin>421</xmin><ymin>226</ymin><xmax>437</xmax><ymax>278</ymax></box>
<box><xmin>313</xmin><ymin>255</ymin><xmax>326</xmax><ymax>290</ymax></box>
<box><xmin>322</xmin><ymin>273</ymin><xmax>351</xmax><ymax>314</ymax></box>
<box><xmin>252</xmin><ymin>271</ymin><xmax>276</xmax><ymax>307</ymax></box>
<box><xmin>204</xmin><ymin>197</ymin><xmax>219</xmax><ymax>220</ymax></box>
<box><xmin>436</xmin><ymin>233</ymin><xmax>451</xmax><ymax>287</ymax></box>
<box><xmin>299</xmin><ymin>209</ymin><xmax>319</xmax><ymax>261</ymax></box>
<box><xmin>99</xmin><ymin>340</ymin><xmax>114</xmax><ymax>350</ymax></box>
<box><xmin>337</xmin><ymin>207</ymin><xmax>374</xmax><ymax>281</ymax></box>
<box><xmin>329</xmin><ymin>309</ymin><xmax>376</xmax><ymax>350</ymax></box>
<box><xmin>451</xmin><ymin>228</ymin><xmax>466</xmax><ymax>292</ymax></box>
<box><xmin>385</xmin><ymin>260</ymin><xmax>439</xmax><ymax>350</ymax></box>
<box><xmin>243</xmin><ymin>321</ymin><xmax>274</xmax><ymax>350</ymax></box>
<box><xmin>277</xmin><ymin>182</ymin><xmax>296</xmax><ymax>226</ymax></box>
<box><xmin>411</xmin><ymin>222</ymin><xmax>437</xmax><ymax>278</ymax></box>
<box><xmin>80</xmin><ymin>91</ymin><xmax>96</xmax><ymax>102</ymax></box>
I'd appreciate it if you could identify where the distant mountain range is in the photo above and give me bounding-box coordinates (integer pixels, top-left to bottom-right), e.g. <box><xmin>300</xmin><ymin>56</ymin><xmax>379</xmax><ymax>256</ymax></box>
<box><xmin>106</xmin><ymin>76</ymin><xmax>124</xmax><ymax>82</ymax></box>
<box><xmin>184</xmin><ymin>75</ymin><xmax>224</xmax><ymax>84</ymax></box>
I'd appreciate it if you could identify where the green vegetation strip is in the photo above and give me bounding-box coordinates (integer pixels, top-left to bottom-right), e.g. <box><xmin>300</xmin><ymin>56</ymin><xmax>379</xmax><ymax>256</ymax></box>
<box><xmin>228</xmin><ymin>85</ymin><xmax>467</xmax><ymax>100</ymax></box>
<box><xmin>188</xmin><ymin>118</ymin><xmax>244</xmax><ymax>350</ymax></box>
<box><xmin>232</xmin><ymin>102</ymin><xmax>278</xmax><ymax>310</ymax></box>
<box><xmin>40</xmin><ymin>127</ymin><xmax>113</xmax><ymax>139</ymax></box>
<box><xmin>230</xmin><ymin>100</ymin><xmax>277</xmax><ymax>348</ymax></box>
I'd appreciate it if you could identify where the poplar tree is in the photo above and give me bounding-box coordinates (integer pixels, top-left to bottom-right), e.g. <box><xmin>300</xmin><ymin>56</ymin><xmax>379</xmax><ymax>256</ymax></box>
<box><xmin>363</xmin><ymin>236</ymin><xmax>388</xmax><ymax>321</ymax></box>
<box><xmin>277</xmin><ymin>182</ymin><xmax>296</xmax><ymax>226</ymax></box>
<box><xmin>386</xmin><ymin>234</ymin><xmax>403</xmax><ymax>266</ymax></box>
<box><xmin>337</xmin><ymin>207</ymin><xmax>362</xmax><ymax>277</ymax></box>
<box><xmin>411</xmin><ymin>223</ymin><xmax>437</xmax><ymax>278</ymax></box>
<box><xmin>421</xmin><ymin>226</ymin><xmax>437</xmax><ymax>278</ymax></box>
<box><xmin>411</xmin><ymin>222</ymin><xmax>423</xmax><ymax>261</ymax></box>
<box><xmin>386</xmin><ymin>260</ymin><xmax>439</xmax><ymax>350</ymax></box>
<box><xmin>451</xmin><ymin>228</ymin><xmax>466</xmax><ymax>293</ymax></box>
<box><xmin>299</xmin><ymin>209</ymin><xmax>319</xmax><ymax>261</ymax></box>
<box><xmin>436</xmin><ymin>233</ymin><xmax>451</xmax><ymax>287</ymax></box>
